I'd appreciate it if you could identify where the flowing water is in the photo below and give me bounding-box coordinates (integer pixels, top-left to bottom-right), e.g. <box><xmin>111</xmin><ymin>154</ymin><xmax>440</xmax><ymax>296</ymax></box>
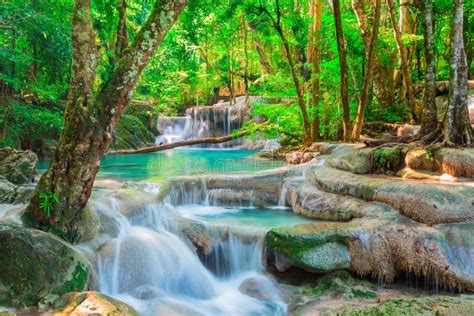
<box><xmin>94</xmin><ymin>199</ymin><xmax>287</xmax><ymax>315</ymax></box>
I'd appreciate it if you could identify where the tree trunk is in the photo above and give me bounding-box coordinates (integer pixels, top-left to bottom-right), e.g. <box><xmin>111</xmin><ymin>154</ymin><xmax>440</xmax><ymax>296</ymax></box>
<box><xmin>249</xmin><ymin>26</ymin><xmax>275</xmax><ymax>75</ymax></box>
<box><xmin>387</xmin><ymin>0</ymin><xmax>421</xmax><ymax>122</ymax></box>
<box><xmin>419</xmin><ymin>0</ymin><xmax>438</xmax><ymax>136</ymax></box>
<box><xmin>352</xmin><ymin>0</ymin><xmax>396</xmax><ymax>109</ymax></box>
<box><xmin>242</xmin><ymin>14</ymin><xmax>250</xmax><ymax>102</ymax></box>
<box><xmin>352</xmin><ymin>0</ymin><xmax>381</xmax><ymax>140</ymax></box>
<box><xmin>307</xmin><ymin>0</ymin><xmax>323</xmax><ymax>141</ymax></box>
<box><xmin>24</xmin><ymin>0</ymin><xmax>188</xmax><ymax>242</ymax></box>
<box><xmin>333</xmin><ymin>0</ymin><xmax>351</xmax><ymax>142</ymax></box>
<box><xmin>110</xmin><ymin>131</ymin><xmax>248</xmax><ymax>155</ymax></box>
<box><xmin>444</xmin><ymin>0</ymin><xmax>473</xmax><ymax>145</ymax></box>
<box><xmin>259</xmin><ymin>4</ymin><xmax>312</xmax><ymax>146</ymax></box>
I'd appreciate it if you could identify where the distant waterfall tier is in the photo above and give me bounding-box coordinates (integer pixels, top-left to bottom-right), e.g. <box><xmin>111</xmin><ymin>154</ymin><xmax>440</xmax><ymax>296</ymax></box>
<box><xmin>156</xmin><ymin>96</ymin><xmax>252</xmax><ymax>148</ymax></box>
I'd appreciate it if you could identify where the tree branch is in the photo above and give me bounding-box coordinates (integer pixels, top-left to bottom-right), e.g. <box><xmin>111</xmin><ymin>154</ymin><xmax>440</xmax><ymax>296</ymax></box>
<box><xmin>108</xmin><ymin>131</ymin><xmax>248</xmax><ymax>155</ymax></box>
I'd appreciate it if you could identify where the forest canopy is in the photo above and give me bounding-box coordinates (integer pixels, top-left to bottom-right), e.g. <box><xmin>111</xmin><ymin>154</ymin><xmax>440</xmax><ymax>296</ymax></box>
<box><xmin>1</xmin><ymin>0</ymin><xmax>473</xmax><ymax>148</ymax></box>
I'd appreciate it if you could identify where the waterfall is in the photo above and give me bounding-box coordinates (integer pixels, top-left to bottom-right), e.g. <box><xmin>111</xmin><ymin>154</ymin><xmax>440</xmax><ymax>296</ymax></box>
<box><xmin>95</xmin><ymin>197</ymin><xmax>286</xmax><ymax>315</ymax></box>
<box><xmin>203</xmin><ymin>233</ymin><xmax>264</xmax><ymax>278</ymax></box>
<box><xmin>168</xmin><ymin>180</ymin><xmax>258</xmax><ymax>208</ymax></box>
<box><xmin>156</xmin><ymin>97</ymin><xmax>250</xmax><ymax>148</ymax></box>
<box><xmin>278</xmin><ymin>183</ymin><xmax>289</xmax><ymax>207</ymax></box>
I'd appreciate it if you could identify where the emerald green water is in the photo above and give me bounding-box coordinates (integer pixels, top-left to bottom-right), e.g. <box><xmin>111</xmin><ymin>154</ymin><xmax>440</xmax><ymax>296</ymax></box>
<box><xmin>38</xmin><ymin>149</ymin><xmax>285</xmax><ymax>181</ymax></box>
<box><xmin>176</xmin><ymin>205</ymin><xmax>315</xmax><ymax>229</ymax></box>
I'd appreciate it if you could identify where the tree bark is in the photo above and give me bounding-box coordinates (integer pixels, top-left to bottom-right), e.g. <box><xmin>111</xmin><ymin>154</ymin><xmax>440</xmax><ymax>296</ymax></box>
<box><xmin>25</xmin><ymin>0</ymin><xmax>188</xmax><ymax>242</ymax></box>
<box><xmin>259</xmin><ymin>3</ymin><xmax>312</xmax><ymax>146</ymax></box>
<box><xmin>249</xmin><ymin>26</ymin><xmax>275</xmax><ymax>75</ymax></box>
<box><xmin>387</xmin><ymin>0</ymin><xmax>421</xmax><ymax>122</ymax></box>
<box><xmin>444</xmin><ymin>0</ymin><xmax>473</xmax><ymax>145</ymax></box>
<box><xmin>110</xmin><ymin>131</ymin><xmax>248</xmax><ymax>155</ymax></box>
<box><xmin>418</xmin><ymin>0</ymin><xmax>438</xmax><ymax>136</ymax></box>
<box><xmin>333</xmin><ymin>0</ymin><xmax>351</xmax><ymax>142</ymax></box>
<box><xmin>351</xmin><ymin>0</ymin><xmax>381</xmax><ymax>140</ymax></box>
<box><xmin>352</xmin><ymin>0</ymin><xmax>396</xmax><ymax>109</ymax></box>
<box><xmin>307</xmin><ymin>0</ymin><xmax>323</xmax><ymax>141</ymax></box>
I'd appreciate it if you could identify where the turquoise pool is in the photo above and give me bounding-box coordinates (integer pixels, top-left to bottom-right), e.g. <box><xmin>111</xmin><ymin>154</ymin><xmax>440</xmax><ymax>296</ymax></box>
<box><xmin>38</xmin><ymin>149</ymin><xmax>285</xmax><ymax>181</ymax></box>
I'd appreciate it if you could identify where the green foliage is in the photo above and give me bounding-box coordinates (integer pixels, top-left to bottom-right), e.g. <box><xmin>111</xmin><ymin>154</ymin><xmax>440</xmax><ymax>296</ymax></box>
<box><xmin>1</xmin><ymin>0</ymin><xmax>469</xmax><ymax>152</ymax></box>
<box><xmin>0</xmin><ymin>101</ymin><xmax>63</xmax><ymax>153</ymax></box>
<box><xmin>39</xmin><ymin>192</ymin><xmax>59</xmax><ymax>218</ymax></box>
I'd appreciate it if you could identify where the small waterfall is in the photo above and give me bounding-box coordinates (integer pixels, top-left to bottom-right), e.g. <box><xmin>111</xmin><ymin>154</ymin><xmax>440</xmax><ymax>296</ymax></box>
<box><xmin>155</xmin><ymin>97</ymin><xmax>249</xmax><ymax>148</ymax></box>
<box><xmin>203</xmin><ymin>233</ymin><xmax>264</xmax><ymax>278</ymax></box>
<box><xmin>156</xmin><ymin>117</ymin><xmax>187</xmax><ymax>144</ymax></box>
<box><xmin>168</xmin><ymin>180</ymin><xmax>258</xmax><ymax>208</ymax></box>
<box><xmin>95</xmin><ymin>198</ymin><xmax>286</xmax><ymax>315</ymax></box>
<box><xmin>278</xmin><ymin>183</ymin><xmax>289</xmax><ymax>207</ymax></box>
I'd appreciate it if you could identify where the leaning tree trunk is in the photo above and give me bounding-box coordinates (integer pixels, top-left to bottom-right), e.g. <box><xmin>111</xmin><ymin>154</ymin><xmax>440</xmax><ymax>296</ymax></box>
<box><xmin>307</xmin><ymin>0</ymin><xmax>323</xmax><ymax>141</ymax></box>
<box><xmin>444</xmin><ymin>0</ymin><xmax>473</xmax><ymax>145</ymax></box>
<box><xmin>333</xmin><ymin>0</ymin><xmax>351</xmax><ymax>142</ymax></box>
<box><xmin>24</xmin><ymin>0</ymin><xmax>188</xmax><ymax>242</ymax></box>
<box><xmin>351</xmin><ymin>0</ymin><xmax>381</xmax><ymax>140</ymax></box>
<box><xmin>419</xmin><ymin>0</ymin><xmax>438</xmax><ymax>136</ymax></box>
<box><xmin>387</xmin><ymin>0</ymin><xmax>421</xmax><ymax>122</ymax></box>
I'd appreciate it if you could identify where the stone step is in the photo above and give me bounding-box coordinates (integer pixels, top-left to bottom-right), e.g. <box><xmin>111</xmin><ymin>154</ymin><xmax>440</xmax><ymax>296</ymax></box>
<box><xmin>307</xmin><ymin>166</ymin><xmax>474</xmax><ymax>225</ymax></box>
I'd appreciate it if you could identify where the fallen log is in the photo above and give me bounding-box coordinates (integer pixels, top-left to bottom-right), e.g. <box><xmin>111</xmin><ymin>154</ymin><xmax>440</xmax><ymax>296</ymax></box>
<box><xmin>108</xmin><ymin>131</ymin><xmax>248</xmax><ymax>155</ymax></box>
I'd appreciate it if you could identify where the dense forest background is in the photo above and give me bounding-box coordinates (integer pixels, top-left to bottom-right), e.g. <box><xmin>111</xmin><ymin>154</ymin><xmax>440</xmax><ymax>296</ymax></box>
<box><xmin>1</xmin><ymin>0</ymin><xmax>473</xmax><ymax>154</ymax></box>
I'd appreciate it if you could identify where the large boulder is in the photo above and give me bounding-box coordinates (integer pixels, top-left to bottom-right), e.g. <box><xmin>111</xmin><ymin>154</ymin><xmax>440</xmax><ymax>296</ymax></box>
<box><xmin>0</xmin><ymin>225</ymin><xmax>92</xmax><ymax>308</ymax></box>
<box><xmin>0</xmin><ymin>176</ymin><xmax>17</xmax><ymax>203</ymax></box>
<box><xmin>265</xmin><ymin>223</ymin><xmax>352</xmax><ymax>273</ymax></box>
<box><xmin>265</xmin><ymin>220</ymin><xmax>474</xmax><ymax>292</ymax></box>
<box><xmin>52</xmin><ymin>291</ymin><xmax>138</xmax><ymax>315</ymax></box>
<box><xmin>405</xmin><ymin>147</ymin><xmax>474</xmax><ymax>178</ymax></box>
<box><xmin>286</xmin><ymin>178</ymin><xmax>363</xmax><ymax>221</ymax></box>
<box><xmin>309</xmin><ymin>166</ymin><xmax>474</xmax><ymax>225</ymax></box>
<box><xmin>0</xmin><ymin>176</ymin><xmax>34</xmax><ymax>204</ymax></box>
<box><xmin>325</xmin><ymin>147</ymin><xmax>374</xmax><ymax>174</ymax></box>
<box><xmin>435</xmin><ymin>148</ymin><xmax>474</xmax><ymax>178</ymax></box>
<box><xmin>0</xmin><ymin>147</ymin><xmax>38</xmax><ymax>184</ymax></box>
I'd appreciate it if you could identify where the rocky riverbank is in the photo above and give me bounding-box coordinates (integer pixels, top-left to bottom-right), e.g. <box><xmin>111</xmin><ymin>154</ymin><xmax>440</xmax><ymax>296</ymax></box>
<box><xmin>0</xmin><ymin>143</ymin><xmax>473</xmax><ymax>315</ymax></box>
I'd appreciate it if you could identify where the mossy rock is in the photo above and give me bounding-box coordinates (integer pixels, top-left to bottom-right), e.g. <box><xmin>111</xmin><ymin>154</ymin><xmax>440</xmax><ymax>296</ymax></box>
<box><xmin>0</xmin><ymin>147</ymin><xmax>38</xmax><ymax>185</ymax></box>
<box><xmin>303</xmin><ymin>271</ymin><xmax>379</xmax><ymax>300</ymax></box>
<box><xmin>265</xmin><ymin>223</ymin><xmax>352</xmax><ymax>273</ymax></box>
<box><xmin>52</xmin><ymin>291</ymin><xmax>138</xmax><ymax>316</ymax></box>
<box><xmin>325</xmin><ymin>147</ymin><xmax>375</xmax><ymax>174</ymax></box>
<box><xmin>335</xmin><ymin>296</ymin><xmax>474</xmax><ymax>316</ymax></box>
<box><xmin>124</xmin><ymin>99</ymin><xmax>159</xmax><ymax>134</ymax></box>
<box><xmin>372</xmin><ymin>145</ymin><xmax>409</xmax><ymax>174</ymax></box>
<box><xmin>0</xmin><ymin>225</ymin><xmax>91</xmax><ymax>309</ymax></box>
<box><xmin>112</xmin><ymin>114</ymin><xmax>155</xmax><ymax>150</ymax></box>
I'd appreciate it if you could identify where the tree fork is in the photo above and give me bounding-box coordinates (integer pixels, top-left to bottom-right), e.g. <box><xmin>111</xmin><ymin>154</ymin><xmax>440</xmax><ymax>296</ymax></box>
<box><xmin>25</xmin><ymin>0</ymin><xmax>189</xmax><ymax>242</ymax></box>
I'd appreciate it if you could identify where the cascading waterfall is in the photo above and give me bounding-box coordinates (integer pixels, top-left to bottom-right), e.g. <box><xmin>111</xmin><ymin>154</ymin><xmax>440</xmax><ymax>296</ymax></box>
<box><xmin>168</xmin><ymin>180</ymin><xmax>258</xmax><ymax>208</ymax></box>
<box><xmin>95</xmin><ymin>196</ymin><xmax>286</xmax><ymax>315</ymax></box>
<box><xmin>156</xmin><ymin>96</ymin><xmax>250</xmax><ymax>148</ymax></box>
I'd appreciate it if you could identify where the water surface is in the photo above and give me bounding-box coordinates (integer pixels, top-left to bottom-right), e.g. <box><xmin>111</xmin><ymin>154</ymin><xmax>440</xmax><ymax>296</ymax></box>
<box><xmin>38</xmin><ymin>149</ymin><xmax>285</xmax><ymax>181</ymax></box>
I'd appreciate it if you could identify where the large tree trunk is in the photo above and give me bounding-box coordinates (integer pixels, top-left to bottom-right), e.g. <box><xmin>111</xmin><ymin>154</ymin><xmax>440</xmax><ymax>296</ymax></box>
<box><xmin>387</xmin><ymin>0</ymin><xmax>421</xmax><ymax>122</ymax></box>
<box><xmin>351</xmin><ymin>0</ymin><xmax>381</xmax><ymax>140</ymax></box>
<box><xmin>444</xmin><ymin>0</ymin><xmax>473</xmax><ymax>145</ymax></box>
<box><xmin>333</xmin><ymin>0</ymin><xmax>351</xmax><ymax>142</ymax></box>
<box><xmin>307</xmin><ymin>0</ymin><xmax>323</xmax><ymax>141</ymax></box>
<box><xmin>419</xmin><ymin>0</ymin><xmax>438</xmax><ymax>136</ymax></box>
<box><xmin>24</xmin><ymin>0</ymin><xmax>188</xmax><ymax>242</ymax></box>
